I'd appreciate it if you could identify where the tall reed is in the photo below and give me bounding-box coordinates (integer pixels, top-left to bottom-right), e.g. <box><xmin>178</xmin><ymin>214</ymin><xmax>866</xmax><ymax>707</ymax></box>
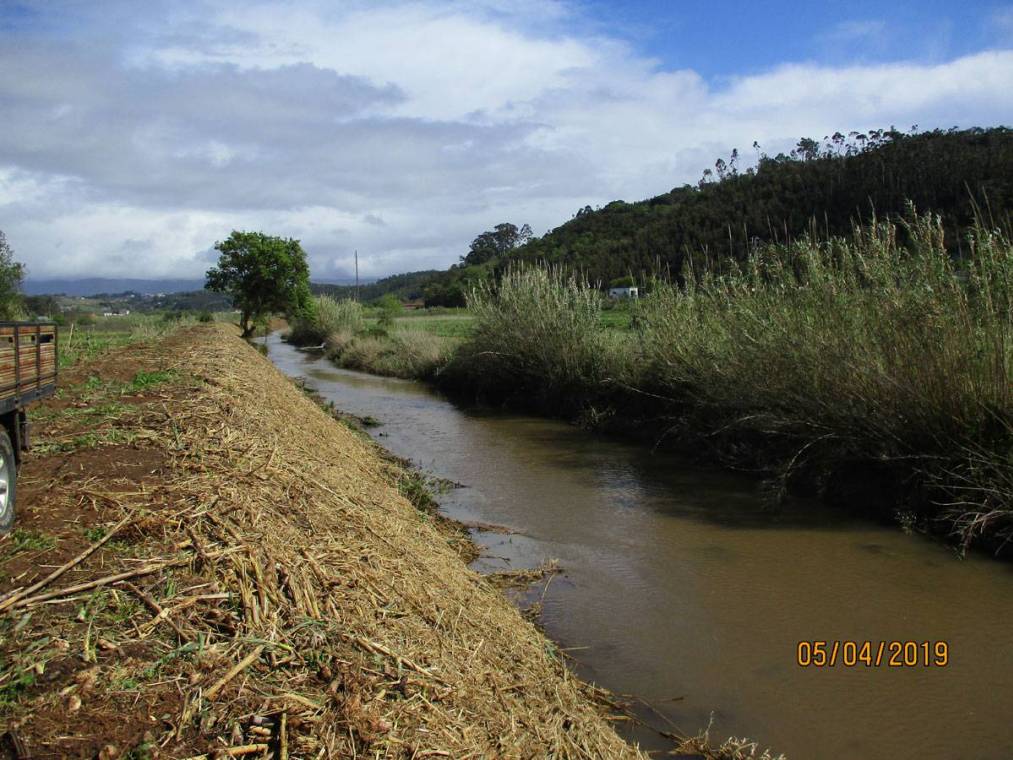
<box><xmin>287</xmin><ymin>295</ymin><xmax>365</xmax><ymax>345</ymax></box>
<box><xmin>446</xmin><ymin>267</ymin><xmax>633</xmax><ymax>411</ymax></box>
<box><xmin>338</xmin><ymin>327</ymin><xmax>452</xmax><ymax>380</ymax></box>
<box><xmin>448</xmin><ymin>213</ymin><xmax>1013</xmax><ymax>549</ymax></box>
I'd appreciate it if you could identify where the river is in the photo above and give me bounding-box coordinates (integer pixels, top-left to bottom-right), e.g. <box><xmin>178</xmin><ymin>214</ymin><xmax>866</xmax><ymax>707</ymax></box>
<box><xmin>259</xmin><ymin>332</ymin><xmax>1013</xmax><ymax>760</ymax></box>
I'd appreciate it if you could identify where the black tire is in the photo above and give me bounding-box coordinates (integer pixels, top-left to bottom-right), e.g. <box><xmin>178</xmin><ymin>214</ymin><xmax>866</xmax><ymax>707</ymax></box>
<box><xmin>0</xmin><ymin>429</ymin><xmax>15</xmax><ymax>533</ymax></box>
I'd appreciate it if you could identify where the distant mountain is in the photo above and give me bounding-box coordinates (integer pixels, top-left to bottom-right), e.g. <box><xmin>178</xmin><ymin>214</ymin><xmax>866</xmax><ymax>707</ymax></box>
<box><xmin>23</xmin><ymin>278</ymin><xmax>207</xmax><ymax>297</ymax></box>
<box><xmin>24</xmin><ymin>276</ymin><xmax>365</xmax><ymax>298</ymax></box>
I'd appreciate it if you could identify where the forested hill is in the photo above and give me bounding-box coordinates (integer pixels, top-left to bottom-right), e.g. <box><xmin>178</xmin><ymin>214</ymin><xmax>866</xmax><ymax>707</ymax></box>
<box><xmin>312</xmin><ymin>269</ymin><xmax>440</xmax><ymax>302</ymax></box>
<box><xmin>421</xmin><ymin>127</ymin><xmax>1012</xmax><ymax>305</ymax></box>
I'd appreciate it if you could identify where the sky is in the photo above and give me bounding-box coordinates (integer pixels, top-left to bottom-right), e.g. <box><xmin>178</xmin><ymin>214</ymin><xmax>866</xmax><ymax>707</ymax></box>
<box><xmin>1</xmin><ymin>1</ymin><xmax>1011</xmax><ymax>282</ymax></box>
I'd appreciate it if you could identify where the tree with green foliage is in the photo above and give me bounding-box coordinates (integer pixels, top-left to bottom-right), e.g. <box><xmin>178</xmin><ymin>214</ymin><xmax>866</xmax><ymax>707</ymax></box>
<box><xmin>460</xmin><ymin>223</ymin><xmax>533</xmax><ymax>266</ymax></box>
<box><xmin>205</xmin><ymin>231</ymin><xmax>313</xmax><ymax>337</ymax></box>
<box><xmin>0</xmin><ymin>231</ymin><xmax>25</xmax><ymax>320</ymax></box>
<box><xmin>419</xmin><ymin>222</ymin><xmax>535</xmax><ymax>307</ymax></box>
<box><xmin>375</xmin><ymin>293</ymin><xmax>402</xmax><ymax>327</ymax></box>
<box><xmin>24</xmin><ymin>294</ymin><xmax>59</xmax><ymax>319</ymax></box>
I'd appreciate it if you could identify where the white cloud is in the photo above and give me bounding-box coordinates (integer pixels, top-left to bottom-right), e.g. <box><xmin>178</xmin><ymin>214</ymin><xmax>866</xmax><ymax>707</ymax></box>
<box><xmin>0</xmin><ymin>1</ymin><xmax>1011</xmax><ymax>281</ymax></box>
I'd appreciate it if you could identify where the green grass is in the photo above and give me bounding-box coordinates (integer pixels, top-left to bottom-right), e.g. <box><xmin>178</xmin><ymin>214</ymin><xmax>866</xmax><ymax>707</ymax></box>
<box><xmin>64</xmin><ymin>401</ymin><xmax>130</xmax><ymax>419</ymax></box>
<box><xmin>387</xmin><ymin>306</ymin><xmax>468</xmax><ymax>318</ymax></box>
<box><xmin>70</xmin><ymin>368</ymin><xmax>177</xmax><ymax>403</ymax></box>
<box><xmin>599</xmin><ymin>309</ymin><xmax>634</xmax><ymax>330</ymax></box>
<box><xmin>389</xmin><ymin>314</ymin><xmax>474</xmax><ymax>338</ymax></box>
<box><xmin>33</xmin><ymin>428</ymin><xmax>134</xmax><ymax>455</ymax></box>
<box><xmin>397</xmin><ymin>469</ymin><xmax>443</xmax><ymax>514</ymax></box>
<box><xmin>5</xmin><ymin>529</ymin><xmax>56</xmax><ymax>555</ymax></box>
<box><xmin>0</xmin><ymin>661</ymin><xmax>37</xmax><ymax>711</ymax></box>
<box><xmin>333</xmin><ymin>327</ymin><xmax>454</xmax><ymax>379</ymax></box>
<box><xmin>292</xmin><ymin>300</ymin><xmax>477</xmax><ymax>342</ymax></box>
<box><xmin>59</xmin><ymin>314</ymin><xmax>196</xmax><ymax>369</ymax></box>
<box><xmin>127</xmin><ymin>369</ymin><xmax>176</xmax><ymax>392</ymax></box>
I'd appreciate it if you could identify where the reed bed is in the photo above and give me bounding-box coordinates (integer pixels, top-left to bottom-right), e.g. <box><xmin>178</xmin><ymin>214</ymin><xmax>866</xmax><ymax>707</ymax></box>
<box><xmin>334</xmin><ymin>327</ymin><xmax>452</xmax><ymax>379</ymax></box>
<box><xmin>288</xmin><ymin>295</ymin><xmax>454</xmax><ymax>379</ymax></box>
<box><xmin>286</xmin><ymin>296</ymin><xmax>365</xmax><ymax>346</ymax></box>
<box><xmin>446</xmin><ymin>213</ymin><xmax>1013</xmax><ymax>551</ymax></box>
<box><xmin>446</xmin><ymin>268</ymin><xmax>633</xmax><ymax>413</ymax></box>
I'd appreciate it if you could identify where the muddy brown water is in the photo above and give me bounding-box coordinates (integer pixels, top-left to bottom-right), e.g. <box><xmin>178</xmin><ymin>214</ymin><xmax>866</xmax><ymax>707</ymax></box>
<box><xmin>260</xmin><ymin>332</ymin><xmax>1013</xmax><ymax>760</ymax></box>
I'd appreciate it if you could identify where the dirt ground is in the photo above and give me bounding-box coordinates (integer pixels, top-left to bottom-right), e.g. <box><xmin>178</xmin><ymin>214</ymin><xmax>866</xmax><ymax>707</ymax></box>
<box><xmin>0</xmin><ymin>325</ymin><xmax>648</xmax><ymax>759</ymax></box>
<box><xmin>1</xmin><ymin>334</ymin><xmax>211</xmax><ymax>758</ymax></box>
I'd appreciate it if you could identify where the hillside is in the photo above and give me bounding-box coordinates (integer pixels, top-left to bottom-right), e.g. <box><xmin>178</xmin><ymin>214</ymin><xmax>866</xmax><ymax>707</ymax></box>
<box><xmin>312</xmin><ymin>269</ymin><xmax>440</xmax><ymax>303</ymax></box>
<box><xmin>22</xmin><ymin>278</ymin><xmax>208</xmax><ymax>297</ymax></box>
<box><xmin>422</xmin><ymin>127</ymin><xmax>1013</xmax><ymax>305</ymax></box>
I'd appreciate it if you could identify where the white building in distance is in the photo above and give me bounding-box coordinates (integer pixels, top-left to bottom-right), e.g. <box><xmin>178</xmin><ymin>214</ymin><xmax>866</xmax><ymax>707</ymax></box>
<box><xmin>608</xmin><ymin>286</ymin><xmax>639</xmax><ymax>299</ymax></box>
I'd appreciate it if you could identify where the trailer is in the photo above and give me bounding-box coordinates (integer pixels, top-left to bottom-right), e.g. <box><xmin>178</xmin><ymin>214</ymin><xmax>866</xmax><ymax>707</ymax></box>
<box><xmin>0</xmin><ymin>322</ymin><xmax>57</xmax><ymax>531</ymax></box>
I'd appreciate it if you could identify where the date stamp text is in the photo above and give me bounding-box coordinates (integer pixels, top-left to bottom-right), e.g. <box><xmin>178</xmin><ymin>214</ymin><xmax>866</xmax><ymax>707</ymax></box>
<box><xmin>796</xmin><ymin>640</ymin><xmax>949</xmax><ymax>668</ymax></box>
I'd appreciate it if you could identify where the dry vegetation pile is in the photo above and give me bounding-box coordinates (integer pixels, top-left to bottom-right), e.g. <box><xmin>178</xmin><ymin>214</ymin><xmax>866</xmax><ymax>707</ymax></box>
<box><xmin>0</xmin><ymin>324</ymin><xmax>649</xmax><ymax>759</ymax></box>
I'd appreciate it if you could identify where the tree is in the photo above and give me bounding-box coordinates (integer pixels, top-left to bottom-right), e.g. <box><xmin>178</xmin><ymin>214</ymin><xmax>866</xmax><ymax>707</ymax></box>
<box><xmin>0</xmin><ymin>231</ymin><xmax>25</xmax><ymax>320</ymax></box>
<box><xmin>460</xmin><ymin>222</ymin><xmax>533</xmax><ymax>266</ymax></box>
<box><xmin>205</xmin><ymin>231</ymin><xmax>313</xmax><ymax>337</ymax></box>
<box><xmin>375</xmin><ymin>293</ymin><xmax>402</xmax><ymax>328</ymax></box>
<box><xmin>25</xmin><ymin>295</ymin><xmax>59</xmax><ymax>318</ymax></box>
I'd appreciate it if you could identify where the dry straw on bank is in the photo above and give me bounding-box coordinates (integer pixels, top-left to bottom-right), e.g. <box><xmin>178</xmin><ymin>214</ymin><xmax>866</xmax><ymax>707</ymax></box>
<box><xmin>3</xmin><ymin>324</ymin><xmax>645</xmax><ymax>758</ymax></box>
<box><xmin>174</xmin><ymin>326</ymin><xmax>644</xmax><ymax>757</ymax></box>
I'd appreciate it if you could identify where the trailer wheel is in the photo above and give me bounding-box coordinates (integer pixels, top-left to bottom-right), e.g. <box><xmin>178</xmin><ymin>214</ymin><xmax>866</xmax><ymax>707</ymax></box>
<box><xmin>0</xmin><ymin>429</ymin><xmax>14</xmax><ymax>533</ymax></box>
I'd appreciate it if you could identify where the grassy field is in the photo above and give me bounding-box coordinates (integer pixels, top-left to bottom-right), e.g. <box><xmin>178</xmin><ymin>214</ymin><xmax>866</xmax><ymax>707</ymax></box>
<box><xmin>599</xmin><ymin>308</ymin><xmax>634</xmax><ymax>330</ymax></box>
<box><xmin>286</xmin><ymin>299</ymin><xmax>458</xmax><ymax>379</ymax></box>
<box><xmin>57</xmin><ymin>314</ymin><xmax>189</xmax><ymax>368</ymax></box>
<box><xmin>293</xmin><ymin>301</ymin><xmax>636</xmax><ymax>345</ymax></box>
<box><xmin>56</xmin><ymin>312</ymin><xmax>241</xmax><ymax>368</ymax></box>
<box><xmin>288</xmin><ymin>300</ymin><xmax>633</xmax><ymax>379</ymax></box>
<box><xmin>388</xmin><ymin>308</ymin><xmax>633</xmax><ymax>335</ymax></box>
<box><xmin>388</xmin><ymin>313</ymin><xmax>474</xmax><ymax>338</ymax></box>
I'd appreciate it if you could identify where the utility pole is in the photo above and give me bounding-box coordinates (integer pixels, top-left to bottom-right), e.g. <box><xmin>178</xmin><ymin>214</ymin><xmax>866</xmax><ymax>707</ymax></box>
<box><xmin>354</xmin><ymin>249</ymin><xmax>359</xmax><ymax>302</ymax></box>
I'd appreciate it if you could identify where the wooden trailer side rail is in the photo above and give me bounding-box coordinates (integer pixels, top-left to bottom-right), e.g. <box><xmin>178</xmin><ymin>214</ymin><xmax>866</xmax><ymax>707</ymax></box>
<box><xmin>0</xmin><ymin>322</ymin><xmax>58</xmax><ymax>417</ymax></box>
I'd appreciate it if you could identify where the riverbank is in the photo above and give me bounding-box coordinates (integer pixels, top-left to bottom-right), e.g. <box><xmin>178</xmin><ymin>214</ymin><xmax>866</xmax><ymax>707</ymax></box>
<box><xmin>290</xmin><ymin>213</ymin><xmax>1013</xmax><ymax>557</ymax></box>
<box><xmin>263</xmin><ymin>329</ymin><xmax>1013</xmax><ymax>759</ymax></box>
<box><xmin>0</xmin><ymin>324</ymin><xmax>650</xmax><ymax>758</ymax></box>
